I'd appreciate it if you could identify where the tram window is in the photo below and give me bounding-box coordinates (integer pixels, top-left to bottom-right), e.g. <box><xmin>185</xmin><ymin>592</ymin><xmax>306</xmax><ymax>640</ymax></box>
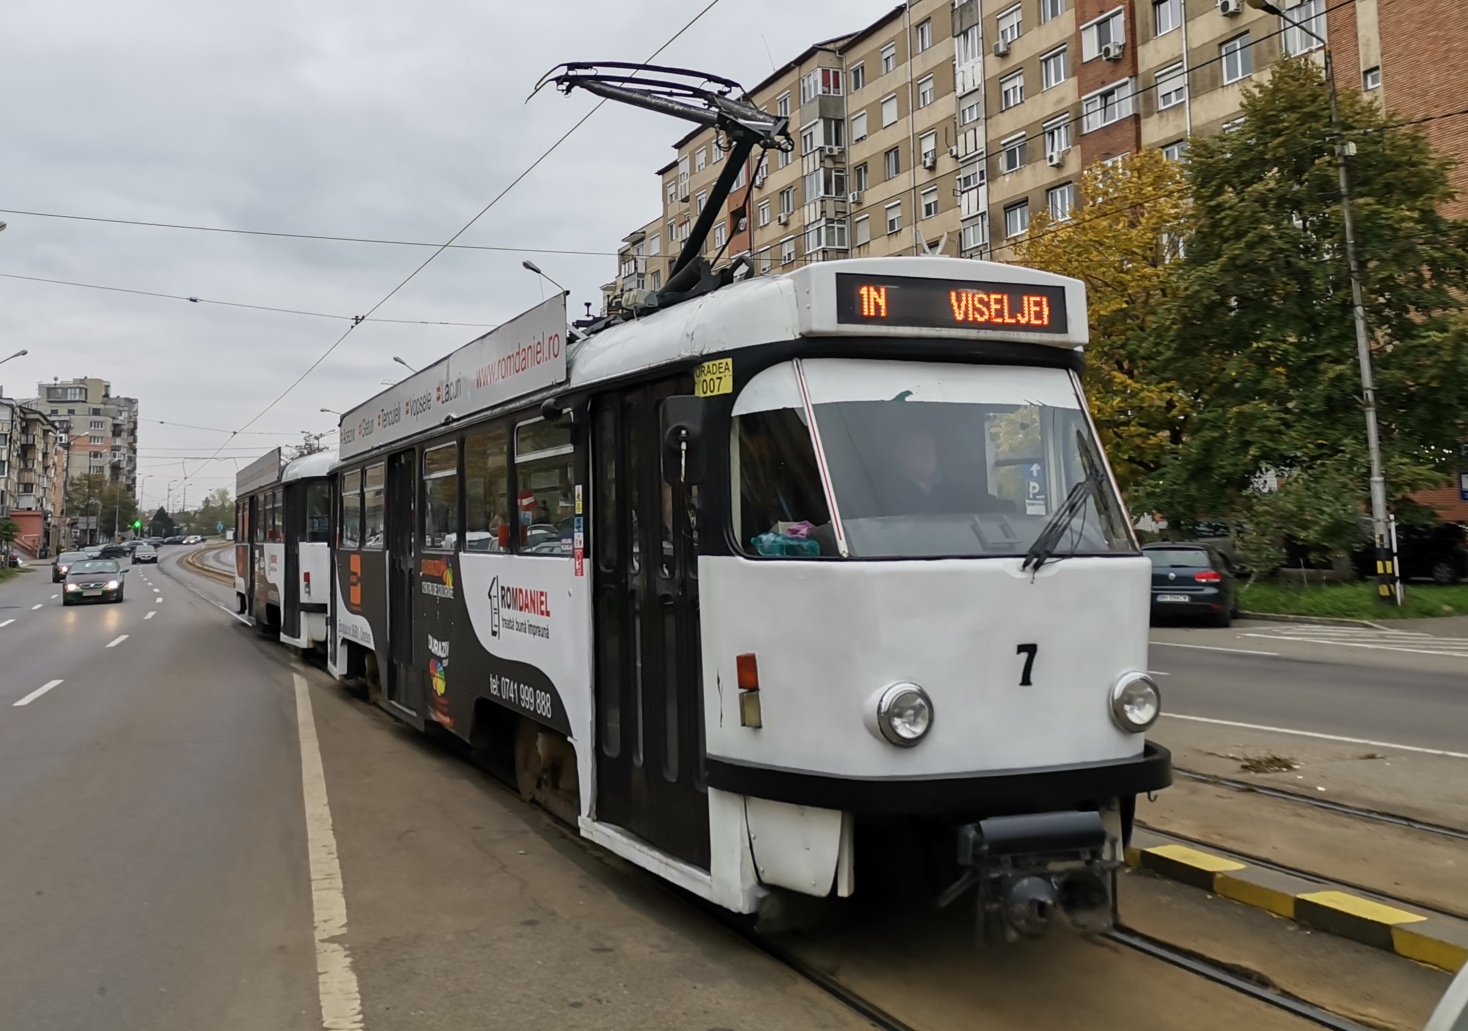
<box><xmin>515</xmin><ymin>418</ymin><xmax>574</xmax><ymax>556</ymax></box>
<box><xmin>422</xmin><ymin>443</ymin><xmax>459</xmax><ymax>552</ymax></box>
<box><xmin>362</xmin><ymin>464</ymin><xmax>385</xmax><ymax>549</ymax></box>
<box><xmin>341</xmin><ymin>470</ymin><xmax>361</xmax><ymax>549</ymax></box>
<box><xmin>266</xmin><ymin>490</ymin><xmax>283</xmax><ymax>542</ymax></box>
<box><xmin>733</xmin><ymin>408</ymin><xmax>831</xmax><ymax>557</ymax></box>
<box><xmin>594</xmin><ymin>405</ymin><xmax>618</xmax><ymax>570</ymax></box>
<box><xmin>463</xmin><ymin>422</ymin><xmax>510</xmax><ymax>552</ymax></box>
<box><xmin>305</xmin><ymin>482</ymin><xmax>331</xmax><ymax>543</ymax></box>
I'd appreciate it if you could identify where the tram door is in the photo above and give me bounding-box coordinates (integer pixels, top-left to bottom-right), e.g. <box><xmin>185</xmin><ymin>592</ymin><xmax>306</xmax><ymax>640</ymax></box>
<box><xmin>282</xmin><ymin>484</ymin><xmax>303</xmax><ymax>640</ymax></box>
<box><xmin>385</xmin><ymin>449</ymin><xmax>418</xmax><ymax>712</ymax></box>
<box><xmin>592</xmin><ymin>380</ymin><xmax>710</xmax><ymax>869</ymax></box>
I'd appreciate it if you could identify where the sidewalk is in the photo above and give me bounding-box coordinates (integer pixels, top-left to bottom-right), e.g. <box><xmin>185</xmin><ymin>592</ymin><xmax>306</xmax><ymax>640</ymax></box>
<box><xmin>1387</xmin><ymin>614</ymin><xmax>1468</xmax><ymax>638</ymax></box>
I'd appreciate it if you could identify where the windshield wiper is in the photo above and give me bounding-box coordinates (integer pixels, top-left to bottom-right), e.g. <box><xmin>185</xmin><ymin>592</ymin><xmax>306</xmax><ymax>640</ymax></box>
<box><xmin>1022</xmin><ymin>475</ymin><xmax>1099</xmax><ymax>574</ymax></box>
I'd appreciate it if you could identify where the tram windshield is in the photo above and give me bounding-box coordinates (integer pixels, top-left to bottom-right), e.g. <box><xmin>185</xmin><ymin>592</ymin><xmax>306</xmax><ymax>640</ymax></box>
<box><xmin>733</xmin><ymin>358</ymin><xmax>1135</xmax><ymax>560</ymax></box>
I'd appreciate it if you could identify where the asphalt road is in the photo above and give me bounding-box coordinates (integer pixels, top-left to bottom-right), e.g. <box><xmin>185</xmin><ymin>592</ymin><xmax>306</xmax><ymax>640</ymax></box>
<box><xmin>0</xmin><ymin>555</ymin><xmax>1443</xmax><ymax>1030</ymax></box>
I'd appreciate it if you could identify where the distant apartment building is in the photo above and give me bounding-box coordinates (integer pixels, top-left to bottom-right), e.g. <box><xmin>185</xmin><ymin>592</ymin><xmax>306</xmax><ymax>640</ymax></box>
<box><xmin>36</xmin><ymin>377</ymin><xmax>138</xmax><ymax>496</ymax></box>
<box><xmin>0</xmin><ymin>398</ymin><xmax>68</xmax><ymax>556</ymax></box>
<box><xmin>607</xmin><ymin>0</ymin><xmax>1468</xmax><ymax>294</ymax></box>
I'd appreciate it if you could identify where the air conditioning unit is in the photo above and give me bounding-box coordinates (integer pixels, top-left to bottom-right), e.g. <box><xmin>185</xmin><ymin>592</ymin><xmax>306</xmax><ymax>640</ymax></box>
<box><xmin>922</xmin><ymin>153</ymin><xmax>937</xmax><ymax>170</ymax></box>
<box><xmin>1046</xmin><ymin>149</ymin><xmax>1066</xmax><ymax>167</ymax></box>
<box><xmin>1219</xmin><ymin>0</ymin><xmax>1243</xmax><ymax>13</ymax></box>
<box><xmin>847</xmin><ymin>191</ymin><xmax>864</xmax><ymax>205</ymax></box>
<box><xmin>993</xmin><ymin>38</ymin><xmax>1010</xmax><ymax>57</ymax></box>
<box><xmin>1100</xmin><ymin>41</ymin><xmax>1124</xmax><ymax>60</ymax></box>
<box><xmin>948</xmin><ymin>145</ymin><xmax>960</xmax><ymax>159</ymax></box>
<box><xmin>821</xmin><ymin>145</ymin><xmax>844</xmax><ymax>159</ymax></box>
<box><xmin>776</xmin><ymin>213</ymin><xmax>790</xmax><ymax>226</ymax></box>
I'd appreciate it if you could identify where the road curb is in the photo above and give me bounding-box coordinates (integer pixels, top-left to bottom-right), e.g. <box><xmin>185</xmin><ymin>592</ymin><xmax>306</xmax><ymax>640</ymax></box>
<box><xmin>1126</xmin><ymin>831</ymin><xmax>1468</xmax><ymax>972</ymax></box>
<box><xmin>1237</xmin><ymin>611</ymin><xmax>1390</xmax><ymax>630</ymax></box>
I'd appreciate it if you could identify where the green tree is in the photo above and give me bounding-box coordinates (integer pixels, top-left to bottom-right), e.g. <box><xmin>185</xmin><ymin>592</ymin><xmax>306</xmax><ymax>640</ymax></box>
<box><xmin>0</xmin><ymin>519</ymin><xmax>18</xmax><ymax>564</ymax></box>
<box><xmin>1149</xmin><ymin>59</ymin><xmax>1468</xmax><ymax>559</ymax></box>
<box><xmin>150</xmin><ymin>507</ymin><xmax>175</xmax><ymax>537</ymax></box>
<box><xmin>194</xmin><ymin>487</ymin><xmax>233</xmax><ymax>535</ymax></box>
<box><xmin>97</xmin><ymin>482</ymin><xmax>138</xmax><ymax>539</ymax></box>
<box><xmin>1011</xmin><ymin>148</ymin><xmax>1194</xmax><ymax>497</ymax></box>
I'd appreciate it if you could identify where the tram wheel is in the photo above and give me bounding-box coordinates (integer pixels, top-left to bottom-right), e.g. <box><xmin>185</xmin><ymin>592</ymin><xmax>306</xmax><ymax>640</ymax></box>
<box><xmin>363</xmin><ymin>650</ymin><xmax>383</xmax><ymax>707</ymax></box>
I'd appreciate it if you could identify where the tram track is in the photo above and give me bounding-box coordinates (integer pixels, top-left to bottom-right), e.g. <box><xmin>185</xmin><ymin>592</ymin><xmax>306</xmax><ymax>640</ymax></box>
<box><xmin>181</xmin><ymin>542</ymin><xmax>234</xmax><ymax>585</ymax></box>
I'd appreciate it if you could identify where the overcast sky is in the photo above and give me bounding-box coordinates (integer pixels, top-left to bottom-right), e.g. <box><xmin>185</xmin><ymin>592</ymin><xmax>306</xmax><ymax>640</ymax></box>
<box><xmin>0</xmin><ymin>0</ymin><xmax>898</xmax><ymax>511</ymax></box>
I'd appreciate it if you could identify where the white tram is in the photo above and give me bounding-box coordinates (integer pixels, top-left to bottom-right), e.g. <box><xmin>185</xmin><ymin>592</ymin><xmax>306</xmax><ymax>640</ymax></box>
<box><xmin>321</xmin><ymin>256</ymin><xmax>1170</xmax><ymax>940</ymax></box>
<box><xmin>234</xmin><ymin>447</ymin><xmax>335</xmax><ymax>652</ymax></box>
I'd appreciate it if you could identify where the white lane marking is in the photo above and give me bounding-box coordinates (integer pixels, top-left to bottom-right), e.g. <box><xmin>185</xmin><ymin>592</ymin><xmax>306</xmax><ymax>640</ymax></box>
<box><xmin>30</xmin><ymin>604</ymin><xmax>42</xmax><ymax>610</ymax></box>
<box><xmin>292</xmin><ymin>672</ymin><xmax>364</xmax><ymax>1030</ymax></box>
<box><xmin>0</xmin><ymin>619</ymin><xmax>13</xmax><ymax>628</ymax></box>
<box><xmin>1151</xmin><ymin>641</ymin><xmax>1280</xmax><ymax>657</ymax></box>
<box><xmin>50</xmin><ymin>594</ymin><xmax>58</xmax><ymax>600</ymax></box>
<box><xmin>106</xmin><ymin>634</ymin><xmax>129</xmax><ymax>648</ymax></box>
<box><xmin>145</xmin><ymin>611</ymin><xmax>156</xmax><ymax>620</ymax></box>
<box><xmin>14</xmin><ymin>680</ymin><xmax>63</xmax><ymax>707</ymax></box>
<box><xmin>1240</xmin><ymin>633</ymin><xmax>1468</xmax><ymax>659</ymax></box>
<box><xmin>1162</xmin><ymin>713</ymin><xmax>1468</xmax><ymax>760</ymax></box>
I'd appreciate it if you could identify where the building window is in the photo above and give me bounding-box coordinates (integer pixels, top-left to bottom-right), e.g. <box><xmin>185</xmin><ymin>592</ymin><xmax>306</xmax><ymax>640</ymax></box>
<box><xmin>1222</xmin><ymin>116</ymin><xmax>1247</xmax><ymax>133</ymax></box>
<box><xmin>781</xmin><ymin>237</ymin><xmax>796</xmax><ymax>265</ymax></box>
<box><xmin>915</xmin><ymin>18</ymin><xmax>933</xmax><ymax>53</ymax></box>
<box><xmin>1282</xmin><ymin>0</ymin><xmax>1325</xmax><ymax>56</ymax></box>
<box><xmin>778</xmin><ymin>147</ymin><xmax>792</xmax><ymax>168</ymax></box>
<box><xmin>958</xmin><ymin>164</ymin><xmax>985</xmax><ymax>194</ymax></box>
<box><xmin>1153</xmin><ymin>0</ymin><xmax>1180</xmax><ymax>36</ymax></box>
<box><xmin>881</xmin><ymin>93</ymin><xmax>899</xmax><ymax>127</ymax></box>
<box><xmin>1221</xmin><ymin>33</ymin><xmax>1252</xmax><ymax>84</ymax></box>
<box><xmin>961</xmin><ymin>219</ymin><xmax>988</xmax><ymax>251</ymax></box>
<box><xmin>920</xmin><ymin>130</ymin><xmax>938</xmax><ymax>166</ymax></box>
<box><xmin>854</xmin><ymin>214</ymin><xmax>871</xmax><ymax>246</ymax></box>
<box><xmin>917</xmin><ymin>75</ymin><xmax>935</xmax><ymax>108</ymax></box>
<box><xmin>998</xmin><ymin>4</ymin><xmax>1023</xmax><ymax>44</ymax></box>
<box><xmin>1081</xmin><ymin>9</ymin><xmax>1125</xmax><ymax>62</ymax></box>
<box><xmin>956</xmin><ymin>24</ymin><xmax>982</xmax><ymax>67</ymax></box>
<box><xmin>1157</xmin><ymin>63</ymin><xmax>1186</xmax><ymax>109</ymax></box>
<box><xmin>853</xmin><ymin>162</ymin><xmax>869</xmax><ymax>192</ymax></box>
<box><xmin>695</xmin><ymin>191</ymin><xmax>707</xmax><ymax>214</ymax></box>
<box><xmin>1041</xmin><ymin>47</ymin><xmax>1068</xmax><ymax>90</ymax></box>
<box><xmin>1005</xmin><ymin>201</ymin><xmax>1030</xmax><ymax>239</ymax></box>
<box><xmin>959</xmin><ymin>98</ymin><xmax>981</xmax><ymax>127</ymax></box>
<box><xmin>852</xmin><ymin>110</ymin><xmax>868</xmax><ymax>142</ymax></box>
<box><xmin>666</xmin><ymin>180</ymin><xmax>677</xmax><ymax>206</ymax></box>
<box><xmin>803</xmin><ymin>220</ymin><xmax>849</xmax><ymax>253</ymax></box>
<box><xmin>1000</xmin><ymin>71</ymin><xmax>1024</xmax><ymax>110</ymax></box>
<box><xmin>1044</xmin><ymin>115</ymin><xmax>1072</xmax><ymax>156</ymax></box>
<box><xmin>1040</xmin><ymin>0</ymin><xmax>1065</xmax><ymax>23</ymax></box>
<box><xmin>823</xmin><ymin>117</ymin><xmax>845</xmax><ymax>148</ymax></box>
<box><xmin>1162</xmin><ymin>139</ymin><xmax>1189</xmax><ymax>162</ymax></box>
<box><xmin>648</xmin><ymin>233</ymin><xmax>660</xmax><ymax>256</ymax></box>
<box><xmin>885</xmin><ymin>146</ymin><xmax>901</xmax><ymax>179</ymax></box>
<box><xmin>1000</xmin><ymin>132</ymin><xmax>1027</xmax><ymax>173</ymax></box>
<box><xmin>695</xmin><ymin>147</ymin><xmax>707</xmax><ymax>171</ymax></box>
<box><xmin>1047</xmin><ymin>183</ymin><xmax>1075</xmax><ymax>221</ymax></box>
<box><xmin>800</xmin><ymin>67</ymin><xmax>843</xmax><ymax>104</ymax></box>
<box><xmin>1081</xmin><ymin>80</ymin><xmax>1134</xmax><ymax>133</ymax></box>
<box><xmin>780</xmin><ymin>186</ymin><xmax>796</xmax><ymax>215</ymax></box>
<box><xmin>758</xmin><ymin>199</ymin><xmax>772</xmax><ymax>226</ymax></box>
<box><xmin>650</xmin><ymin>269</ymin><xmax>662</xmax><ymax>290</ymax></box>
<box><xmin>712</xmin><ymin>139</ymin><xmax>724</xmax><ymax>162</ymax></box>
<box><xmin>921</xmin><ymin>187</ymin><xmax>939</xmax><ymax>219</ymax></box>
<box><xmin>886</xmin><ymin>201</ymin><xmax>903</xmax><ymax>234</ymax></box>
<box><xmin>667</xmin><ymin>220</ymin><xmax>677</xmax><ymax>240</ymax></box>
<box><xmin>801</xmin><ymin>123</ymin><xmax>818</xmax><ymax>154</ymax></box>
<box><xmin>851</xmin><ymin>62</ymin><xmax>866</xmax><ymax>91</ymax></box>
<box><xmin>881</xmin><ymin>42</ymin><xmax>897</xmax><ymax>75</ymax></box>
<box><xmin>777</xmin><ymin>92</ymin><xmax>791</xmax><ymax>118</ymax></box>
<box><xmin>714</xmin><ymin>223</ymin><xmax>727</xmax><ymax>250</ymax></box>
<box><xmin>1363</xmin><ymin>66</ymin><xmax>1381</xmax><ymax>90</ymax></box>
<box><xmin>803</xmin><ymin>165</ymin><xmax>848</xmax><ymax>200</ymax></box>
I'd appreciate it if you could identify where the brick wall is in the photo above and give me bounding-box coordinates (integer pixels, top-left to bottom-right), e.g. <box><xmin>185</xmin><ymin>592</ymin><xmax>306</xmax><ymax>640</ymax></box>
<box><xmin>1074</xmin><ymin>0</ymin><xmax>1142</xmax><ymax>165</ymax></box>
<box><xmin>1378</xmin><ymin>0</ymin><xmax>1468</xmax><ymax>219</ymax></box>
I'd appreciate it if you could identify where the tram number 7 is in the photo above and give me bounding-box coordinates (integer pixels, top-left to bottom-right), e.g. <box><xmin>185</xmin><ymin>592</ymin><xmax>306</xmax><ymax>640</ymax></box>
<box><xmin>1015</xmin><ymin>643</ymin><xmax>1038</xmax><ymax>686</ymax></box>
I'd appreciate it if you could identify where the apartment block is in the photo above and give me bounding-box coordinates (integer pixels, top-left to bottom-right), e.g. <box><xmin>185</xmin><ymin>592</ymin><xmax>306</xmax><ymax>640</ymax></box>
<box><xmin>0</xmin><ymin>398</ymin><xmax>68</xmax><ymax>556</ymax></box>
<box><xmin>35</xmin><ymin>377</ymin><xmax>138</xmax><ymax>495</ymax></box>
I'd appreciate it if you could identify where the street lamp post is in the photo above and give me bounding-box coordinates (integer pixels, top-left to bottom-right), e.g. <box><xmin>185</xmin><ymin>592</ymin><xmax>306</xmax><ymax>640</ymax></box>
<box><xmin>1247</xmin><ymin>0</ymin><xmax>1396</xmax><ymax>603</ymax></box>
<box><xmin>522</xmin><ymin>260</ymin><xmax>568</xmax><ymax>295</ymax></box>
<box><xmin>392</xmin><ymin>356</ymin><xmax>417</xmax><ymax>374</ymax></box>
<box><xmin>0</xmin><ymin>349</ymin><xmax>28</xmax><ymax>367</ymax></box>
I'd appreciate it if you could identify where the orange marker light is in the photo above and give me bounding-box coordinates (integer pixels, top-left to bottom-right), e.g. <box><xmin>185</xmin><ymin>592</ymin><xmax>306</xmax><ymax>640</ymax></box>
<box><xmin>736</xmin><ymin>653</ymin><xmax>759</xmax><ymax>691</ymax></box>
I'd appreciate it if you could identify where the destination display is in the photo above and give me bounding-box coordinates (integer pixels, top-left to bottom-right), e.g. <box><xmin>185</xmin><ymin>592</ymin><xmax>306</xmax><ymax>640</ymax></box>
<box><xmin>834</xmin><ymin>273</ymin><xmax>1068</xmax><ymax>335</ymax></box>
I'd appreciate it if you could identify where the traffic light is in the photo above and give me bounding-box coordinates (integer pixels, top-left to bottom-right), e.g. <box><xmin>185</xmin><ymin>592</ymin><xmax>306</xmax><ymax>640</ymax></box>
<box><xmin>133</xmin><ymin>520</ymin><xmax>142</xmax><ymax>529</ymax></box>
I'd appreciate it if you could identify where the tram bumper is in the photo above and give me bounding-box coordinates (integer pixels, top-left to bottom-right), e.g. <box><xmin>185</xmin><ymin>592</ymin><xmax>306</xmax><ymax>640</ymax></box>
<box><xmin>941</xmin><ymin>810</ymin><xmax>1117</xmax><ymax>943</ymax></box>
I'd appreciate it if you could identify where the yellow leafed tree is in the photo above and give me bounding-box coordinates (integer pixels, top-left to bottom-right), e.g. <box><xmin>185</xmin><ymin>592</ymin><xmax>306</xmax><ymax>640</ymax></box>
<box><xmin>1011</xmin><ymin>148</ymin><xmax>1193</xmax><ymax>499</ymax></box>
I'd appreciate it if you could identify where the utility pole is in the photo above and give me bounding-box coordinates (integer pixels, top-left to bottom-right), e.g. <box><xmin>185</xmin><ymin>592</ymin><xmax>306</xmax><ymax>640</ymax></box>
<box><xmin>1246</xmin><ymin>0</ymin><xmax>1397</xmax><ymax>603</ymax></box>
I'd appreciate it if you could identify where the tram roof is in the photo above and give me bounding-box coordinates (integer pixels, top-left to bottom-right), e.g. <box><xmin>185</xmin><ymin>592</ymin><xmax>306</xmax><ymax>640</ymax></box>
<box><xmin>282</xmin><ymin>448</ymin><xmax>338</xmax><ymax>483</ymax></box>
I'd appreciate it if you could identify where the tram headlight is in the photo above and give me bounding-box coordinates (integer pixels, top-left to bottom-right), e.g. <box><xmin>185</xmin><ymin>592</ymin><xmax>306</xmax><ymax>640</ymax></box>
<box><xmin>875</xmin><ymin>683</ymin><xmax>933</xmax><ymax>747</ymax></box>
<box><xmin>1110</xmin><ymin>673</ymin><xmax>1161</xmax><ymax>733</ymax></box>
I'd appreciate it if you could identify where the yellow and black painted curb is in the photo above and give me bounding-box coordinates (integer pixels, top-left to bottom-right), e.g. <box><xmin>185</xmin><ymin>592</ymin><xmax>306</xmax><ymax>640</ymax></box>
<box><xmin>1126</xmin><ymin>830</ymin><xmax>1468</xmax><ymax>973</ymax></box>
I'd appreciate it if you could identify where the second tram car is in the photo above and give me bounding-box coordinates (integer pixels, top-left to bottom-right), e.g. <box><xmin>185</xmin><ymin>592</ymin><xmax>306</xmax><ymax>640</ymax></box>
<box><xmin>315</xmin><ymin>257</ymin><xmax>1170</xmax><ymax>939</ymax></box>
<box><xmin>234</xmin><ymin>447</ymin><xmax>335</xmax><ymax>652</ymax></box>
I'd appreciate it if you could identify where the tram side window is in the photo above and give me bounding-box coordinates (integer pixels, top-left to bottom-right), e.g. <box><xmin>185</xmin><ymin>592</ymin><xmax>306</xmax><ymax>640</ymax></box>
<box><xmin>362</xmin><ymin>464</ymin><xmax>385</xmax><ymax>549</ymax></box>
<box><xmin>733</xmin><ymin>408</ymin><xmax>831</xmax><ymax>557</ymax></box>
<box><xmin>463</xmin><ymin>422</ymin><xmax>510</xmax><ymax>552</ymax></box>
<box><xmin>266</xmin><ymin>489</ymin><xmax>283</xmax><ymax>542</ymax></box>
<box><xmin>341</xmin><ymin>470</ymin><xmax>362</xmax><ymax>549</ymax></box>
<box><xmin>515</xmin><ymin>419</ymin><xmax>574</xmax><ymax>556</ymax></box>
<box><xmin>422</xmin><ymin>443</ymin><xmax>459</xmax><ymax>551</ymax></box>
<box><xmin>305</xmin><ymin>482</ymin><xmax>331</xmax><ymax>543</ymax></box>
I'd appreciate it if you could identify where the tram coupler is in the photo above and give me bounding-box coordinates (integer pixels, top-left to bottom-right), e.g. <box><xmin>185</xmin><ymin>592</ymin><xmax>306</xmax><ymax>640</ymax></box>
<box><xmin>939</xmin><ymin>811</ymin><xmax>1118</xmax><ymax>944</ymax></box>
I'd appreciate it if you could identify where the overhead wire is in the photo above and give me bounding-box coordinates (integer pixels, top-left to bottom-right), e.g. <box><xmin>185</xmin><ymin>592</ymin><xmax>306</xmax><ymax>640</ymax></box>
<box><xmin>187</xmin><ymin>0</ymin><xmax>730</xmax><ymax>488</ymax></box>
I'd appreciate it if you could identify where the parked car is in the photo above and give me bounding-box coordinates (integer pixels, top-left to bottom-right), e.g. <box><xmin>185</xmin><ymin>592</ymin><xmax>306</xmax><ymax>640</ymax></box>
<box><xmin>131</xmin><ymin>544</ymin><xmax>158</xmax><ymax>565</ymax></box>
<box><xmin>61</xmin><ymin>558</ymin><xmax>125</xmax><ymax>605</ymax></box>
<box><xmin>51</xmin><ymin>550</ymin><xmax>94</xmax><ymax>583</ymax></box>
<box><xmin>97</xmin><ymin>543</ymin><xmax>129</xmax><ymax>560</ymax></box>
<box><xmin>1143</xmin><ymin>542</ymin><xmax>1238</xmax><ymax>627</ymax></box>
<box><xmin>163</xmin><ymin>535</ymin><xmax>186</xmax><ymax>545</ymax></box>
<box><xmin>1353</xmin><ymin>522</ymin><xmax>1468</xmax><ymax>584</ymax></box>
<box><xmin>182</xmin><ymin>535</ymin><xmax>204</xmax><ymax>545</ymax></box>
